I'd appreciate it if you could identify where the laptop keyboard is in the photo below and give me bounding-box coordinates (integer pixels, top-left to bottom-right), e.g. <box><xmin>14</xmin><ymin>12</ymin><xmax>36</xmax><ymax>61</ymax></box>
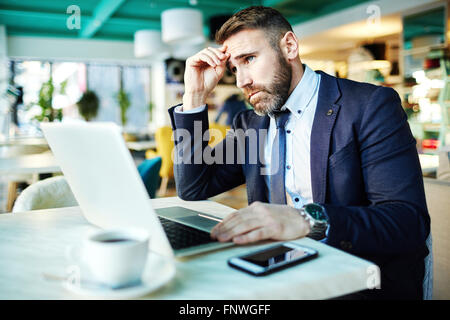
<box><xmin>158</xmin><ymin>216</ymin><xmax>217</xmax><ymax>250</ymax></box>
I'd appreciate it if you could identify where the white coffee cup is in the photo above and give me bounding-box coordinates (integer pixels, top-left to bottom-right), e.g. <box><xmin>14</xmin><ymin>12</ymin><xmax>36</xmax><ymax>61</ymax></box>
<box><xmin>79</xmin><ymin>228</ymin><xmax>149</xmax><ymax>287</ymax></box>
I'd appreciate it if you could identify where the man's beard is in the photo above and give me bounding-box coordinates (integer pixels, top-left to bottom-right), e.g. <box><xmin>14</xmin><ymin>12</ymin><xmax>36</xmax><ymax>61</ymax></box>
<box><xmin>245</xmin><ymin>54</ymin><xmax>292</xmax><ymax>116</ymax></box>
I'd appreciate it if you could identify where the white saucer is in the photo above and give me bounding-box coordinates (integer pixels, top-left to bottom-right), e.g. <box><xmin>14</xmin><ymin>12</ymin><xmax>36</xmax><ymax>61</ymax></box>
<box><xmin>63</xmin><ymin>251</ymin><xmax>176</xmax><ymax>299</ymax></box>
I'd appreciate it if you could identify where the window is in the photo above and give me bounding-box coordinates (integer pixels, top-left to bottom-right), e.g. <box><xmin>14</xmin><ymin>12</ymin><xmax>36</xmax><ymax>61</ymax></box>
<box><xmin>10</xmin><ymin>60</ymin><xmax>152</xmax><ymax>133</ymax></box>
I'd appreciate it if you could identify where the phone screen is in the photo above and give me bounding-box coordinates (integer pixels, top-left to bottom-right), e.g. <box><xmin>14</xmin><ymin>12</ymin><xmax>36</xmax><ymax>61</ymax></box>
<box><xmin>241</xmin><ymin>244</ymin><xmax>309</xmax><ymax>268</ymax></box>
<box><xmin>228</xmin><ymin>243</ymin><xmax>318</xmax><ymax>276</ymax></box>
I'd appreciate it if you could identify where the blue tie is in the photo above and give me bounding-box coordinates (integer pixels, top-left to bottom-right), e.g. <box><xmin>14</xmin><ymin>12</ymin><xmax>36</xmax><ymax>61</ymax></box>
<box><xmin>269</xmin><ymin>111</ymin><xmax>290</xmax><ymax>204</ymax></box>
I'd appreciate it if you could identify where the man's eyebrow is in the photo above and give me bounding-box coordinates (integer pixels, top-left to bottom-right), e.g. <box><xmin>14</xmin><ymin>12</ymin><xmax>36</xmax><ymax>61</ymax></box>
<box><xmin>226</xmin><ymin>51</ymin><xmax>258</xmax><ymax>71</ymax></box>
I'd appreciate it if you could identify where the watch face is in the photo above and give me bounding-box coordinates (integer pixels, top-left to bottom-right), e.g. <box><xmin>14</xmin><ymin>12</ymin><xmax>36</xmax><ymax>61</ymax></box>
<box><xmin>304</xmin><ymin>203</ymin><xmax>327</xmax><ymax>221</ymax></box>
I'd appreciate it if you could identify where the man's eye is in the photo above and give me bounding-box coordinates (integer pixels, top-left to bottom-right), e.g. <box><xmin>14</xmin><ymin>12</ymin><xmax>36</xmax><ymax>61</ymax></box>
<box><xmin>245</xmin><ymin>56</ymin><xmax>255</xmax><ymax>63</ymax></box>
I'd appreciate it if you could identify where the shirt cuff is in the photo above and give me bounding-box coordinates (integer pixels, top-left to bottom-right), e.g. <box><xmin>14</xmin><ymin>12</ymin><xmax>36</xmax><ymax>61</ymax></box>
<box><xmin>174</xmin><ymin>104</ymin><xmax>207</xmax><ymax>114</ymax></box>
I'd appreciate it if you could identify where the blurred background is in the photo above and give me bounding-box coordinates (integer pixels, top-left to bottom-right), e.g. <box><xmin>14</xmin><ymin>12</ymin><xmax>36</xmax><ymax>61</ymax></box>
<box><xmin>0</xmin><ymin>0</ymin><xmax>449</xmax><ymax>212</ymax></box>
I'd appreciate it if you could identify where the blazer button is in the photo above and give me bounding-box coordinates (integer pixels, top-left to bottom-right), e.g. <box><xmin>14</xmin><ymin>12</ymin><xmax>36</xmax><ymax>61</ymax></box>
<box><xmin>340</xmin><ymin>241</ymin><xmax>352</xmax><ymax>250</ymax></box>
<box><xmin>327</xmin><ymin>109</ymin><xmax>333</xmax><ymax>116</ymax></box>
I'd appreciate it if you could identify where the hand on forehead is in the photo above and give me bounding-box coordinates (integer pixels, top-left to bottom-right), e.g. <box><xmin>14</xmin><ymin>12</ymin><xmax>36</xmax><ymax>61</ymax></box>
<box><xmin>219</xmin><ymin>45</ymin><xmax>232</xmax><ymax>71</ymax></box>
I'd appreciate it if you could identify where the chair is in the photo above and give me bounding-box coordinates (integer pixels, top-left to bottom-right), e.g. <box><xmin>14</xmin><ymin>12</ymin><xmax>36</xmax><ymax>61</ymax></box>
<box><xmin>208</xmin><ymin>122</ymin><xmax>230</xmax><ymax>148</ymax></box>
<box><xmin>423</xmin><ymin>233</ymin><xmax>433</xmax><ymax>300</ymax></box>
<box><xmin>437</xmin><ymin>150</ymin><xmax>450</xmax><ymax>181</ymax></box>
<box><xmin>146</xmin><ymin>126</ymin><xmax>174</xmax><ymax>197</ymax></box>
<box><xmin>12</xmin><ymin>176</ymin><xmax>78</xmax><ymax>212</ymax></box>
<box><xmin>2</xmin><ymin>144</ymin><xmax>50</xmax><ymax>212</ymax></box>
<box><xmin>145</xmin><ymin>123</ymin><xmax>230</xmax><ymax>196</ymax></box>
<box><xmin>423</xmin><ymin>177</ymin><xmax>450</xmax><ymax>299</ymax></box>
<box><xmin>137</xmin><ymin>156</ymin><xmax>162</xmax><ymax>199</ymax></box>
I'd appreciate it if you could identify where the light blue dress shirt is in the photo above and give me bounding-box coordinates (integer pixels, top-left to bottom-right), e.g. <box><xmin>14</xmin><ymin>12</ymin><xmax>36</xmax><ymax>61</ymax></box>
<box><xmin>264</xmin><ymin>65</ymin><xmax>321</xmax><ymax>210</ymax></box>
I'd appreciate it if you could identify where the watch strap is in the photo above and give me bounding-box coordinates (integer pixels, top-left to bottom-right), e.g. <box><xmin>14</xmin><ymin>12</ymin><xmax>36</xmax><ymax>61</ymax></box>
<box><xmin>307</xmin><ymin>221</ymin><xmax>328</xmax><ymax>240</ymax></box>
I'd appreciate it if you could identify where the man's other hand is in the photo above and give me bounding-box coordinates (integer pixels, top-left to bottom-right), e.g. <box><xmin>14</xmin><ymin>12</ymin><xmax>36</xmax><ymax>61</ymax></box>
<box><xmin>211</xmin><ymin>201</ymin><xmax>311</xmax><ymax>244</ymax></box>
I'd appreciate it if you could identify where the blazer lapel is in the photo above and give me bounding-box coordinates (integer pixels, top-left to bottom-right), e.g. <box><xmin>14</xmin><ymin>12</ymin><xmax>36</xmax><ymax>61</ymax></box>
<box><xmin>310</xmin><ymin>71</ymin><xmax>342</xmax><ymax>203</ymax></box>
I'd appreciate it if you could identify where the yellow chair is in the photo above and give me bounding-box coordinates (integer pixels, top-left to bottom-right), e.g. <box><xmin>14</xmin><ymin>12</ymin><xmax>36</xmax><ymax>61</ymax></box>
<box><xmin>208</xmin><ymin>122</ymin><xmax>230</xmax><ymax>148</ymax></box>
<box><xmin>146</xmin><ymin>123</ymin><xmax>230</xmax><ymax>196</ymax></box>
<box><xmin>146</xmin><ymin>126</ymin><xmax>174</xmax><ymax>197</ymax></box>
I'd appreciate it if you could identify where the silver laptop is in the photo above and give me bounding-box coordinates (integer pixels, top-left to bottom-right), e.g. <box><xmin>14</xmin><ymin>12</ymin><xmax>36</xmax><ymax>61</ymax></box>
<box><xmin>41</xmin><ymin>122</ymin><xmax>234</xmax><ymax>258</ymax></box>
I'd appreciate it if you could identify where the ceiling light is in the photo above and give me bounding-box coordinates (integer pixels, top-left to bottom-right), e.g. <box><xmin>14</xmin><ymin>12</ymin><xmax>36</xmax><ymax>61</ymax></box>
<box><xmin>134</xmin><ymin>30</ymin><xmax>170</xmax><ymax>59</ymax></box>
<box><xmin>161</xmin><ymin>8</ymin><xmax>204</xmax><ymax>45</ymax></box>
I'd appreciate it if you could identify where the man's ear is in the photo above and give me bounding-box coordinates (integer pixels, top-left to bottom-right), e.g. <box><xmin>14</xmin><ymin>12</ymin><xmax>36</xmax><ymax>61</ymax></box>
<box><xmin>280</xmin><ymin>31</ymin><xmax>299</xmax><ymax>61</ymax></box>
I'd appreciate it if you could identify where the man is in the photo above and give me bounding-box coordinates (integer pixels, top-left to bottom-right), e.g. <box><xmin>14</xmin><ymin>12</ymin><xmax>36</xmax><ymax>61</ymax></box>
<box><xmin>168</xmin><ymin>6</ymin><xmax>430</xmax><ymax>299</ymax></box>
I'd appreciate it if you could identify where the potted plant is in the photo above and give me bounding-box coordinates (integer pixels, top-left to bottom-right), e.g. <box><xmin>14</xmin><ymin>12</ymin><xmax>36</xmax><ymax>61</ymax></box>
<box><xmin>116</xmin><ymin>88</ymin><xmax>135</xmax><ymax>141</ymax></box>
<box><xmin>34</xmin><ymin>78</ymin><xmax>66</xmax><ymax>122</ymax></box>
<box><xmin>77</xmin><ymin>90</ymin><xmax>99</xmax><ymax>121</ymax></box>
<box><xmin>148</xmin><ymin>101</ymin><xmax>154</xmax><ymax>123</ymax></box>
<box><xmin>117</xmin><ymin>88</ymin><xmax>130</xmax><ymax>126</ymax></box>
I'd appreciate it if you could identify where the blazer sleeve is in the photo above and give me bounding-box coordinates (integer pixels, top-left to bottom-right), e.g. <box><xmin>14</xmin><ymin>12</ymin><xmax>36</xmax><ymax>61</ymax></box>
<box><xmin>168</xmin><ymin>104</ymin><xmax>246</xmax><ymax>200</ymax></box>
<box><xmin>322</xmin><ymin>86</ymin><xmax>430</xmax><ymax>256</ymax></box>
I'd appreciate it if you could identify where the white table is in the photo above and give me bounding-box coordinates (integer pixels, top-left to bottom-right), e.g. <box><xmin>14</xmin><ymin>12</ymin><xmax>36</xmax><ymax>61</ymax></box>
<box><xmin>1</xmin><ymin>136</ymin><xmax>156</xmax><ymax>152</ymax></box>
<box><xmin>126</xmin><ymin>140</ymin><xmax>157</xmax><ymax>152</ymax></box>
<box><xmin>0</xmin><ymin>152</ymin><xmax>60</xmax><ymax>175</ymax></box>
<box><xmin>0</xmin><ymin>197</ymin><xmax>380</xmax><ymax>300</ymax></box>
<box><xmin>0</xmin><ymin>137</ymin><xmax>48</xmax><ymax>147</ymax></box>
<box><xmin>0</xmin><ymin>152</ymin><xmax>61</xmax><ymax>212</ymax></box>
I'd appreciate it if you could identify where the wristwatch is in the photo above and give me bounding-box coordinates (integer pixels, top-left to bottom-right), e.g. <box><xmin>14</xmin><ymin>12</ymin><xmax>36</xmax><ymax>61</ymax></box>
<box><xmin>299</xmin><ymin>203</ymin><xmax>329</xmax><ymax>240</ymax></box>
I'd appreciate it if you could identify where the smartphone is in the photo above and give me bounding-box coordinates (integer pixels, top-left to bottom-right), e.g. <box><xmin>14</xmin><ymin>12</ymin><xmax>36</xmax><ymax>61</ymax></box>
<box><xmin>227</xmin><ymin>242</ymin><xmax>318</xmax><ymax>276</ymax></box>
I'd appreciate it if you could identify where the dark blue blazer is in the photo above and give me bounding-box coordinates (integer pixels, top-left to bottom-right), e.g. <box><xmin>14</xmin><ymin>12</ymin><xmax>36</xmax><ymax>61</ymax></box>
<box><xmin>168</xmin><ymin>71</ymin><xmax>430</xmax><ymax>299</ymax></box>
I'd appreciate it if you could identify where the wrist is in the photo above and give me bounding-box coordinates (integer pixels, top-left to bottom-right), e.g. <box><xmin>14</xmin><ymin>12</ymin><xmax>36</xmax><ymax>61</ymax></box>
<box><xmin>299</xmin><ymin>203</ymin><xmax>329</xmax><ymax>240</ymax></box>
<box><xmin>183</xmin><ymin>92</ymin><xmax>208</xmax><ymax>111</ymax></box>
<box><xmin>293</xmin><ymin>208</ymin><xmax>311</xmax><ymax>237</ymax></box>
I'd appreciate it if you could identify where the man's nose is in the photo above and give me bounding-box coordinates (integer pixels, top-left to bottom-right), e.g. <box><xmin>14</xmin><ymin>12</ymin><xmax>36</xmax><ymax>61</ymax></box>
<box><xmin>236</xmin><ymin>70</ymin><xmax>253</xmax><ymax>89</ymax></box>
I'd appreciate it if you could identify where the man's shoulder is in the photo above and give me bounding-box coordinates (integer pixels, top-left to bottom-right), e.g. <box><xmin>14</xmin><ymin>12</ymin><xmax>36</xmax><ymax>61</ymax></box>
<box><xmin>336</xmin><ymin>74</ymin><xmax>398</xmax><ymax>100</ymax></box>
<box><xmin>318</xmin><ymin>71</ymin><xmax>400</xmax><ymax>107</ymax></box>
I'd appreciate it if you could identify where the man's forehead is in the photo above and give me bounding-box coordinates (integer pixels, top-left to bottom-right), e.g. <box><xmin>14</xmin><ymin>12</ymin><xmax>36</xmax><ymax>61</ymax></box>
<box><xmin>223</xmin><ymin>29</ymin><xmax>266</xmax><ymax>55</ymax></box>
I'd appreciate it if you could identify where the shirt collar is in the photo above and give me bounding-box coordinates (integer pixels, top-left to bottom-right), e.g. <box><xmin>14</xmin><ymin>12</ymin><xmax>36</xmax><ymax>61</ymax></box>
<box><xmin>269</xmin><ymin>64</ymin><xmax>319</xmax><ymax>120</ymax></box>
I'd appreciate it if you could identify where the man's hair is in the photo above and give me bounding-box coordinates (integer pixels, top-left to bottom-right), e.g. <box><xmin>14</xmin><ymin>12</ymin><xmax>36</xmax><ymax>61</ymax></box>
<box><xmin>215</xmin><ymin>6</ymin><xmax>293</xmax><ymax>50</ymax></box>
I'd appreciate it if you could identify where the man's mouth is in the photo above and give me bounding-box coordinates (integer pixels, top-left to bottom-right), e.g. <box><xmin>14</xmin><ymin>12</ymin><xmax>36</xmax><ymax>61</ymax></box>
<box><xmin>248</xmin><ymin>91</ymin><xmax>261</xmax><ymax>99</ymax></box>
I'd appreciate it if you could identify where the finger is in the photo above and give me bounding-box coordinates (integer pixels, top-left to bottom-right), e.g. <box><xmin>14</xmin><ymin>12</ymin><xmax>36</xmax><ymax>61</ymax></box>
<box><xmin>211</xmin><ymin>210</ymin><xmax>244</xmax><ymax>239</ymax></box>
<box><xmin>202</xmin><ymin>48</ymin><xmax>223</xmax><ymax>65</ymax></box>
<box><xmin>212</xmin><ymin>207</ymin><xmax>256</xmax><ymax>237</ymax></box>
<box><xmin>216</xmin><ymin>218</ymin><xmax>265</xmax><ymax>242</ymax></box>
<box><xmin>219</xmin><ymin>46</ymin><xmax>231</xmax><ymax>60</ymax></box>
<box><xmin>214</xmin><ymin>63</ymin><xmax>227</xmax><ymax>80</ymax></box>
<box><xmin>232</xmin><ymin>227</ymin><xmax>274</xmax><ymax>244</ymax></box>
<box><xmin>218</xmin><ymin>212</ymin><xmax>252</xmax><ymax>235</ymax></box>
<box><xmin>212</xmin><ymin>210</ymin><xmax>238</xmax><ymax>231</ymax></box>
<box><xmin>211</xmin><ymin>213</ymin><xmax>235</xmax><ymax>238</ymax></box>
<box><xmin>216</xmin><ymin>202</ymin><xmax>276</xmax><ymax>236</ymax></box>
<box><xmin>206</xmin><ymin>47</ymin><xmax>227</xmax><ymax>61</ymax></box>
<box><xmin>195</xmin><ymin>52</ymin><xmax>217</xmax><ymax>68</ymax></box>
